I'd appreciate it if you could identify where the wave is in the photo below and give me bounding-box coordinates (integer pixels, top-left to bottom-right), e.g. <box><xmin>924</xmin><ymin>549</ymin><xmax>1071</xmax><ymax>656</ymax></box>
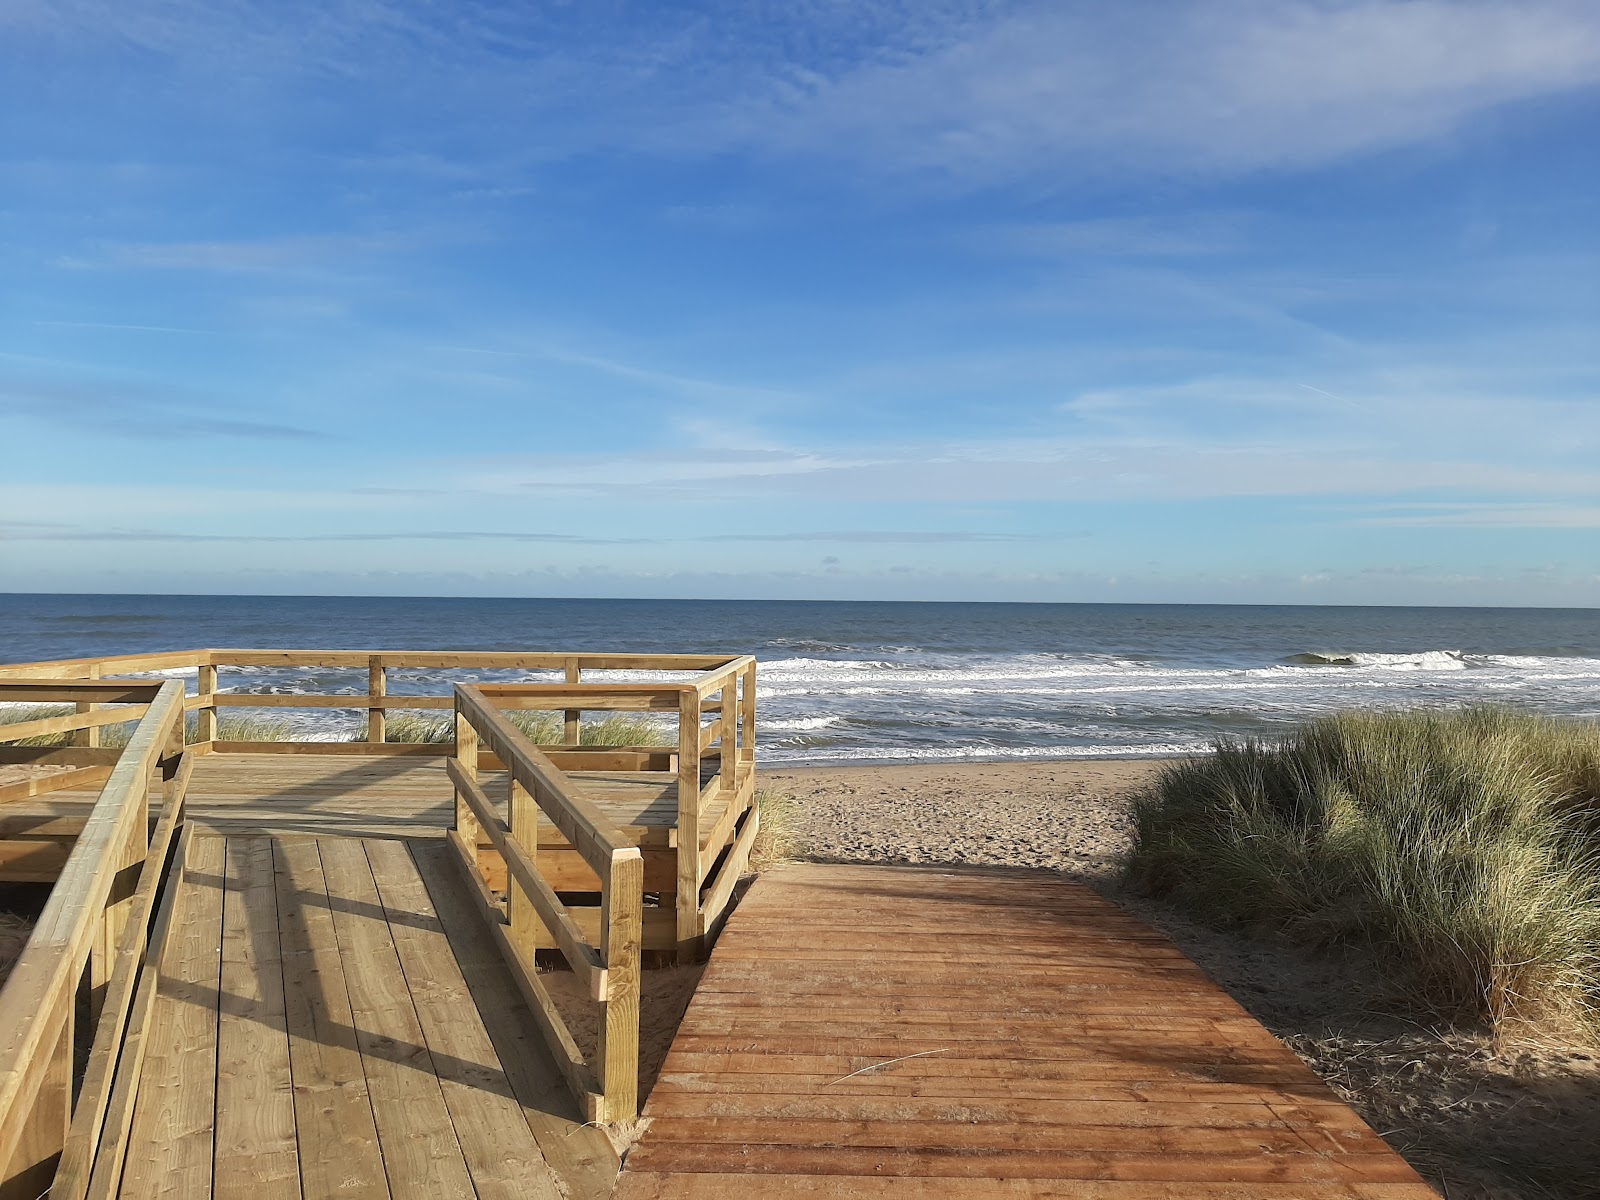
<box><xmin>1284</xmin><ymin>650</ymin><xmax>1466</xmax><ymax>670</ymax></box>
<box><xmin>762</xmin><ymin>715</ymin><xmax>843</xmax><ymax>731</ymax></box>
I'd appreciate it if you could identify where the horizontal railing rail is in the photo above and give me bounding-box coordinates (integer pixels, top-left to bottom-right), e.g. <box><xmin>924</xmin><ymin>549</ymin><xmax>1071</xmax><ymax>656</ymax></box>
<box><xmin>1</xmin><ymin>649</ymin><xmax>749</xmax><ymax>755</ymax></box>
<box><xmin>447</xmin><ymin>683</ymin><xmax>644</xmax><ymax>1123</ymax></box>
<box><xmin>0</xmin><ymin>679</ymin><xmax>190</xmax><ymax>1198</ymax></box>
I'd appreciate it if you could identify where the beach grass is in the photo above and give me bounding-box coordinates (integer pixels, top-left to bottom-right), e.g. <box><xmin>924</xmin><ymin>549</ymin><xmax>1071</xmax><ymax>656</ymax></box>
<box><xmin>379</xmin><ymin>710</ymin><xmax>674</xmax><ymax>747</ymax></box>
<box><xmin>750</xmin><ymin>787</ymin><xmax>801</xmax><ymax>870</ymax></box>
<box><xmin>1125</xmin><ymin>706</ymin><xmax>1600</xmax><ymax>1042</ymax></box>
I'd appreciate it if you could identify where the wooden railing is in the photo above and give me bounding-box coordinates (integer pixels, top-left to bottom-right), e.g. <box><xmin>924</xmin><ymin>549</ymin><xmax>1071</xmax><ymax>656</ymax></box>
<box><xmin>0</xmin><ymin>648</ymin><xmax>750</xmax><ymax>756</ymax></box>
<box><xmin>446</xmin><ymin>684</ymin><xmax>644</xmax><ymax>1122</ymax></box>
<box><xmin>0</xmin><ymin>680</ymin><xmax>190</xmax><ymax>1199</ymax></box>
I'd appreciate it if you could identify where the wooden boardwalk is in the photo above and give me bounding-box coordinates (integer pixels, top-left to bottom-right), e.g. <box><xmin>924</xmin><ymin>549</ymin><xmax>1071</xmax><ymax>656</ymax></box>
<box><xmin>616</xmin><ymin>864</ymin><xmax>1438</xmax><ymax>1199</ymax></box>
<box><xmin>112</xmin><ymin>832</ymin><xmax>617</xmax><ymax>1200</ymax></box>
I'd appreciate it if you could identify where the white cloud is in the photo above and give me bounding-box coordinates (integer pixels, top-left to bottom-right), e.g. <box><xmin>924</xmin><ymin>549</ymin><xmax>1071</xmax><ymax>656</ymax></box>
<box><xmin>729</xmin><ymin>1</ymin><xmax>1600</xmax><ymax>182</ymax></box>
<box><xmin>12</xmin><ymin>2</ymin><xmax>1598</xmax><ymax>188</ymax></box>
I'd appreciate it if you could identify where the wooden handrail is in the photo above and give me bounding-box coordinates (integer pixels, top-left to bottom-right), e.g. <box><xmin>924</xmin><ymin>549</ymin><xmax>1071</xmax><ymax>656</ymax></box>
<box><xmin>0</xmin><ymin>680</ymin><xmax>187</xmax><ymax>1195</ymax></box>
<box><xmin>448</xmin><ymin>684</ymin><xmax>644</xmax><ymax>1124</ymax></box>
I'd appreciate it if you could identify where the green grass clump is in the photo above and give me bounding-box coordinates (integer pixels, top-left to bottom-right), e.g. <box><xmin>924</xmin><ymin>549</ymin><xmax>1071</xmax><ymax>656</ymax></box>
<box><xmin>378</xmin><ymin>710</ymin><xmax>673</xmax><ymax>747</ymax></box>
<box><xmin>0</xmin><ymin>704</ymin><xmax>296</xmax><ymax>747</ymax></box>
<box><xmin>1125</xmin><ymin>707</ymin><xmax>1600</xmax><ymax>1042</ymax></box>
<box><xmin>380</xmin><ymin>712</ymin><xmax>455</xmax><ymax>743</ymax></box>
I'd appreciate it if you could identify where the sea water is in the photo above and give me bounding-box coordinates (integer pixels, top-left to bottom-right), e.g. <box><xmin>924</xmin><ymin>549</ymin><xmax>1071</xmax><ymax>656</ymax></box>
<box><xmin>2</xmin><ymin>595</ymin><xmax>1597</xmax><ymax>765</ymax></box>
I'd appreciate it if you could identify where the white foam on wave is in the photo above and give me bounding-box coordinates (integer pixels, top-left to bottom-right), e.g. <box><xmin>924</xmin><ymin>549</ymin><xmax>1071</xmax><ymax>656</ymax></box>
<box><xmin>762</xmin><ymin>715</ymin><xmax>842</xmax><ymax>731</ymax></box>
<box><xmin>760</xmin><ymin>741</ymin><xmax>1204</xmax><ymax>764</ymax></box>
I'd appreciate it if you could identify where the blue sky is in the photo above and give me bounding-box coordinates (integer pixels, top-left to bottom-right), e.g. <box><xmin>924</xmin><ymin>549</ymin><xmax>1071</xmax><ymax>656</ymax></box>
<box><xmin>2</xmin><ymin>0</ymin><xmax>1597</xmax><ymax>604</ymax></box>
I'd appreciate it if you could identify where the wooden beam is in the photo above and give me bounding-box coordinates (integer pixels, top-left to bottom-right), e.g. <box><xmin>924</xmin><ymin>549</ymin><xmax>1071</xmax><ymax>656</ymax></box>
<box><xmin>0</xmin><ymin>705</ymin><xmax>147</xmax><ymax>745</ymax></box>
<box><xmin>367</xmin><ymin>656</ymin><xmax>386</xmax><ymax>743</ymax></box>
<box><xmin>0</xmin><ymin>682</ymin><xmax>164</xmax><ymax>705</ymax></box>
<box><xmin>676</xmin><ymin>689</ymin><xmax>702</xmax><ymax>954</ymax></box>
<box><xmin>196</xmin><ymin>663</ymin><xmax>218</xmax><ymax>744</ymax></box>
<box><xmin>0</xmin><ymin>764</ymin><xmax>114</xmax><ymax>805</ymax></box>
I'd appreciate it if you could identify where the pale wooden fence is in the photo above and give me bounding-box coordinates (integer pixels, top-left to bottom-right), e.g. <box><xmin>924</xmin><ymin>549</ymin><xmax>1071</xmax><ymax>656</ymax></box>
<box><xmin>447</xmin><ymin>683</ymin><xmax>645</xmax><ymax>1122</ymax></box>
<box><xmin>0</xmin><ymin>680</ymin><xmax>191</xmax><ymax>1199</ymax></box>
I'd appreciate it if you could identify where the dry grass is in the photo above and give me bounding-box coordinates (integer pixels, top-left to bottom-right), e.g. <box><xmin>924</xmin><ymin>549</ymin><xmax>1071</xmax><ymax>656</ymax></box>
<box><xmin>750</xmin><ymin>788</ymin><xmax>801</xmax><ymax>871</ymax></box>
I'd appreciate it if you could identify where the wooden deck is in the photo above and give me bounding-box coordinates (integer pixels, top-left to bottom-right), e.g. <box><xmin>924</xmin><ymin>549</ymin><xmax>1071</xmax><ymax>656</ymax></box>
<box><xmin>2</xmin><ymin>753</ymin><xmax>726</xmax><ymax>844</ymax></box>
<box><xmin>114</xmin><ymin>832</ymin><xmax>617</xmax><ymax>1200</ymax></box>
<box><xmin>615</xmin><ymin>864</ymin><xmax>1439</xmax><ymax>1199</ymax></box>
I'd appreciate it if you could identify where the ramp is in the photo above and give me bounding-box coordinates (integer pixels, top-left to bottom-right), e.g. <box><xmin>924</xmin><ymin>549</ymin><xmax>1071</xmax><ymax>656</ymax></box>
<box><xmin>616</xmin><ymin>864</ymin><xmax>1439</xmax><ymax>1199</ymax></box>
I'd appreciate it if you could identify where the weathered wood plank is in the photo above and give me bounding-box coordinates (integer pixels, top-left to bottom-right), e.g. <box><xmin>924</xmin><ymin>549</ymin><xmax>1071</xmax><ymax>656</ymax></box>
<box><xmin>118</xmin><ymin>834</ymin><xmax>226</xmax><ymax>1200</ymax></box>
<box><xmin>614</xmin><ymin>864</ymin><xmax>1438</xmax><ymax>1199</ymax></box>
<box><xmin>315</xmin><ymin>837</ymin><xmax>477</xmax><ymax>1199</ymax></box>
<box><xmin>214</xmin><ymin>838</ymin><xmax>300</xmax><ymax>1198</ymax></box>
<box><xmin>363</xmin><ymin>839</ymin><xmax>565</xmax><ymax>1200</ymax></box>
<box><xmin>273</xmin><ymin>837</ymin><xmax>389</xmax><ymax>1200</ymax></box>
<box><xmin>410</xmin><ymin>839</ymin><xmax>619</xmax><ymax>1200</ymax></box>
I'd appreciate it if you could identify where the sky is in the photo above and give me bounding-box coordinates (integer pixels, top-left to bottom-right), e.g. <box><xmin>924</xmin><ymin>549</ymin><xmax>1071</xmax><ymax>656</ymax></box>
<box><xmin>1</xmin><ymin>0</ymin><xmax>1597</xmax><ymax>605</ymax></box>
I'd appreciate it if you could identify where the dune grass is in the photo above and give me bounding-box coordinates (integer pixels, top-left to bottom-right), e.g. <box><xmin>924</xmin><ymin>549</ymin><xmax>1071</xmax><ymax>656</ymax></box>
<box><xmin>1124</xmin><ymin>707</ymin><xmax>1600</xmax><ymax>1042</ymax></box>
<box><xmin>380</xmin><ymin>710</ymin><xmax>673</xmax><ymax>747</ymax></box>
<box><xmin>750</xmin><ymin>788</ymin><xmax>801</xmax><ymax>871</ymax></box>
<box><xmin>1</xmin><ymin>703</ymin><xmax>308</xmax><ymax>747</ymax></box>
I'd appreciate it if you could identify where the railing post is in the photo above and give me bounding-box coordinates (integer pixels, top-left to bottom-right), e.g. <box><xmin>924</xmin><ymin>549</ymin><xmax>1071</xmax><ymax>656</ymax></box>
<box><xmin>676</xmin><ymin>687</ymin><xmax>703</xmax><ymax>955</ymax></box>
<box><xmin>598</xmin><ymin>847</ymin><xmax>643</xmax><ymax>1121</ymax></box>
<box><xmin>453</xmin><ymin>703</ymin><xmax>482</xmax><ymax>862</ymax></box>
<box><xmin>73</xmin><ymin>662</ymin><xmax>102</xmax><ymax>748</ymax></box>
<box><xmin>563</xmin><ymin>658</ymin><xmax>580</xmax><ymax>747</ymax></box>
<box><xmin>197</xmin><ymin>660</ymin><xmax>218</xmax><ymax>744</ymax></box>
<box><xmin>367</xmin><ymin>655</ymin><xmax>386</xmax><ymax>744</ymax></box>
<box><xmin>507</xmin><ymin>771</ymin><xmax>540</xmax><ymax>961</ymax></box>
<box><xmin>741</xmin><ymin>662</ymin><xmax>757</xmax><ymax>769</ymax></box>
<box><xmin>719</xmin><ymin>677</ymin><xmax>735</xmax><ymax>798</ymax></box>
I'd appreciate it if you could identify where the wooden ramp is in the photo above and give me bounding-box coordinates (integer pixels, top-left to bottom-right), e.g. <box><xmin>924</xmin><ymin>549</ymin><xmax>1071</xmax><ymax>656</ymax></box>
<box><xmin>616</xmin><ymin>864</ymin><xmax>1439</xmax><ymax>1199</ymax></box>
<box><xmin>108</xmin><ymin>833</ymin><xmax>617</xmax><ymax>1200</ymax></box>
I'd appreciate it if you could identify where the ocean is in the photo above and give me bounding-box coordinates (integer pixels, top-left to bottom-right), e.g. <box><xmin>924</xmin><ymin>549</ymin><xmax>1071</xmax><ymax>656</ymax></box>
<box><xmin>3</xmin><ymin>594</ymin><xmax>1598</xmax><ymax>765</ymax></box>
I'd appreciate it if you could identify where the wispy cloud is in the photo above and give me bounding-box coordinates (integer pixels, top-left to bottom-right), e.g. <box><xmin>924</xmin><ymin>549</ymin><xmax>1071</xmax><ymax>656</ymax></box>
<box><xmin>0</xmin><ymin>375</ymin><xmax>327</xmax><ymax>441</ymax></box>
<box><xmin>0</xmin><ymin>522</ymin><xmax>1038</xmax><ymax>546</ymax></box>
<box><xmin>55</xmin><ymin>233</ymin><xmax>400</xmax><ymax>274</ymax></box>
<box><xmin>12</xmin><ymin>2</ymin><xmax>1598</xmax><ymax>188</ymax></box>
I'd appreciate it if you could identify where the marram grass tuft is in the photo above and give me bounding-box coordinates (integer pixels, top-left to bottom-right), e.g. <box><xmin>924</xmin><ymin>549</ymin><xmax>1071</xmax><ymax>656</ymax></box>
<box><xmin>1125</xmin><ymin>707</ymin><xmax>1600</xmax><ymax>1043</ymax></box>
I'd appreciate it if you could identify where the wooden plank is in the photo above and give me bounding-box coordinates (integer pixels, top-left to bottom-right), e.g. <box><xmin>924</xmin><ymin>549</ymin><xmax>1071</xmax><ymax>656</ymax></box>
<box><xmin>599</xmin><ymin>847</ymin><xmax>644</xmax><ymax>1121</ymax></box>
<box><xmin>614</xmin><ymin>863</ymin><xmax>1436</xmax><ymax>1198</ymax></box>
<box><xmin>80</xmin><ymin>826</ymin><xmax>193</xmax><ymax>1200</ymax></box>
<box><xmin>698</xmin><ymin>804</ymin><xmax>759</xmax><ymax>938</ymax></box>
<box><xmin>315</xmin><ymin>836</ymin><xmax>477</xmax><ymax>1198</ymax></box>
<box><xmin>0</xmin><ymin>746</ymin><xmax>123</xmax><ymax>767</ymax></box>
<box><xmin>118</xmin><ymin>834</ymin><xmax>226</xmax><ymax>1200</ymax></box>
<box><xmin>273</xmin><ymin>837</ymin><xmax>389</xmax><ymax>1200</ymax></box>
<box><xmin>367</xmin><ymin>656</ymin><xmax>387</xmax><ymax>743</ymax></box>
<box><xmin>211</xmin><ymin>693</ymin><xmax>452</xmax><ymax>710</ymax></box>
<box><xmin>617</xmin><ymin>1178</ymin><xmax>1440</xmax><ymax>1199</ymax></box>
<box><xmin>411</xmin><ymin>840</ymin><xmax>619</xmax><ymax>1199</ymax></box>
<box><xmin>0</xmin><ymin>838</ymin><xmax>71</xmax><ymax>881</ymax></box>
<box><xmin>0</xmin><ymin>763</ymin><xmax>114</xmax><ymax>805</ymax></box>
<box><xmin>0</xmin><ymin>682</ymin><xmax>164</xmax><ymax>704</ymax></box>
<box><xmin>675</xmin><ymin>690</ymin><xmax>701</xmax><ymax>951</ymax></box>
<box><xmin>363</xmin><ymin>839</ymin><xmax>565</xmax><ymax>1200</ymax></box>
<box><xmin>214</xmin><ymin>838</ymin><xmax>300</xmax><ymax>1198</ymax></box>
<box><xmin>0</xmin><ymin>704</ymin><xmax>147</xmax><ymax>744</ymax></box>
